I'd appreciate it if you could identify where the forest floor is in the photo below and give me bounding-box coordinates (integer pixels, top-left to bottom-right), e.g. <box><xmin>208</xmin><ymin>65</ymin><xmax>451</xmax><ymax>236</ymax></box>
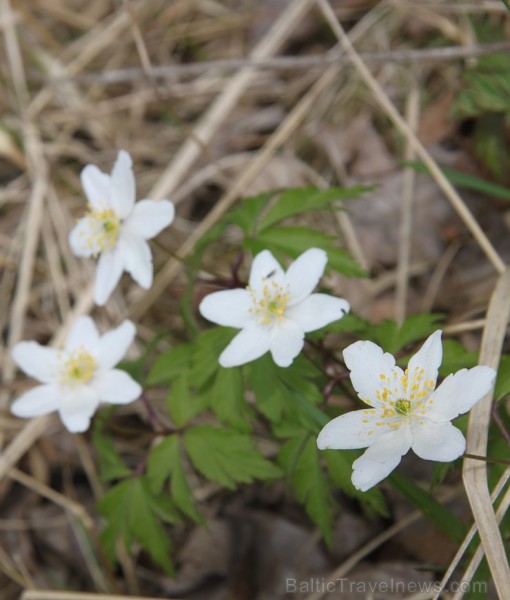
<box><xmin>1</xmin><ymin>1</ymin><xmax>510</xmax><ymax>599</ymax></box>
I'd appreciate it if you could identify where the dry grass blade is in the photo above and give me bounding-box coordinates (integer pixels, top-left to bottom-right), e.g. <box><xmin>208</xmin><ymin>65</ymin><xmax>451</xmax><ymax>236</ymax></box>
<box><xmin>148</xmin><ymin>0</ymin><xmax>316</xmax><ymax>202</ymax></box>
<box><xmin>395</xmin><ymin>83</ymin><xmax>419</xmax><ymax>324</ymax></box>
<box><xmin>462</xmin><ymin>270</ymin><xmax>510</xmax><ymax>597</ymax></box>
<box><xmin>304</xmin><ymin>487</ymin><xmax>462</xmax><ymax>600</ymax></box>
<box><xmin>432</xmin><ymin>467</ymin><xmax>510</xmax><ymax>599</ymax></box>
<box><xmin>315</xmin><ymin>0</ymin><xmax>506</xmax><ymax>275</ymax></box>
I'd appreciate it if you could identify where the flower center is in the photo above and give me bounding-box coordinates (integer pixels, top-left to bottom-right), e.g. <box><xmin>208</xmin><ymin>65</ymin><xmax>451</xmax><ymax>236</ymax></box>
<box><xmin>60</xmin><ymin>347</ymin><xmax>96</xmax><ymax>387</ymax></box>
<box><xmin>395</xmin><ymin>399</ymin><xmax>411</xmax><ymax>416</ymax></box>
<box><xmin>248</xmin><ymin>279</ymin><xmax>289</xmax><ymax>326</ymax></box>
<box><xmin>81</xmin><ymin>205</ymin><xmax>121</xmax><ymax>255</ymax></box>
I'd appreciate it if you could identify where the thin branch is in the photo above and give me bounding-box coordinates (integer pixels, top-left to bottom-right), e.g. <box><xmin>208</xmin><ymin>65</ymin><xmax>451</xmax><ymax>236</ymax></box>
<box><xmin>39</xmin><ymin>41</ymin><xmax>510</xmax><ymax>85</ymax></box>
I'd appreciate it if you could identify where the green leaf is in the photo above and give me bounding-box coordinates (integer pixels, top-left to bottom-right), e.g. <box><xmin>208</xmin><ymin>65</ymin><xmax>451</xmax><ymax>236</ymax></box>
<box><xmin>370</xmin><ymin>313</ymin><xmax>443</xmax><ymax>355</ymax></box>
<box><xmin>184</xmin><ymin>425</ymin><xmax>281</xmax><ymax>489</ymax></box>
<box><xmin>403</xmin><ymin>160</ymin><xmax>510</xmax><ymax>201</ymax></box>
<box><xmin>190</xmin><ymin>327</ymin><xmax>237</xmax><ymax>389</ymax></box>
<box><xmin>324</xmin><ymin>450</ymin><xmax>388</xmax><ymax>516</ymax></box>
<box><xmin>246</xmin><ymin>226</ymin><xmax>366</xmax><ymax>277</ymax></box>
<box><xmin>92</xmin><ymin>425</ymin><xmax>131</xmax><ymax>483</ymax></box>
<box><xmin>278</xmin><ymin>435</ymin><xmax>334</xmax><ymax>544</ymax></box>
<box><xmin>147</xmin><ymin>343</ymin><xmax>193</xmax><ymax>386</ymax></box>
<box><xmin>128</xmin><ymin>479</ymin><xmax>175</xmax><ymax>573</ymax></box>
<box><xmin>227</xmin><ymin>192</ymin><xmax>273</xmax><ymax>235</ymax></box>
<box><xmin>165</xmin><ymin>372</ymin><xmax>209</xmax><ymax>427</ymax></box>
<box><xmin>98</xmin><ymin>478</ymin><xmax>175</xmax><ymax>574</ymax></box>
<box><xmin>210</xmin><ymin>366</ymin><xmax>253</xmax><ymax>431</ymax></box>
<box><xmin>245</xmin><ymin>356</ymin><xmax>286</xmax><ymax>422</ymax></box>
<box><xmin>258</xmin><ymin>186</ymin><xmax>371</xmax><ymax>232</ymax></box>
<box><xmin>146</xmin><ymin>435</ymin><xmax>202</xmax><ymax>523</ymax></box>
<box><xmin>494</xmin><ymin>354</ymin><xmax>510</xmax><ymax>401</ymax></box>
<box><xmin>389</xmin><ymin>473</ymin><xmax>467</xmax><ymax>543</ymax></box>
<box><xmin>244</xmin><ymin>354</ymin><xmax>327</xmax><ymax>430</ymax></box>
<box><xmin>439</xmin><ymin>339</ymin><xmax>478</xmax><ymax>377</ymax></box>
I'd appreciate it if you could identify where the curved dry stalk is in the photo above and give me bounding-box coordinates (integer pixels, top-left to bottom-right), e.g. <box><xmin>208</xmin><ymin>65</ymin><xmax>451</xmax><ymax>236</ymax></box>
<box><xmin>315</xmin><ymin>0</ymin><xmax>506</xmax><ymax>275</ymax></box>
<box><xmin>461</xmin><ymin>270</ymin><xmax>510</xmax><ymax>597</ymax></box>
<box><xmin>148</xmin><ymin>0</ymin><xmax>317</xmax><ymax>202</ymax></box>
<box><xmin>304</xmin><ymin>487</ymin><xmax>462</xmax><ymax>600</ymax></box>
<box><xmin>453</xmin><ymin>471</ymin><xmax>510</xmax><ymax>599</ymax></box>
<box><xmin>432</xmin><ymin>467</ymin><xmax>510</xmax><ymax>599</ymax></box>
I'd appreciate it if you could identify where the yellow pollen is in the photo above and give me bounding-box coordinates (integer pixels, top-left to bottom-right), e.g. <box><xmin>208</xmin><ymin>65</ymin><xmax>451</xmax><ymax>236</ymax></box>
<box><xmin>381</xmin><ymin>407</ymin><xmax>395</xmax><ymax>418</ymax></box>
<box><xmin>247</xmin><ymin>278</ymin><xmax>289</xmax><ymax>326</ymax></box>
<box><xmin>60</xmin><ymin>348</ymin><xmax>96</xmax><ymax>387</ymax></box>
<box><xmin>81</xmin><ymin>205</ymin><xmax>120</xmax><ymax>254</ymax></box>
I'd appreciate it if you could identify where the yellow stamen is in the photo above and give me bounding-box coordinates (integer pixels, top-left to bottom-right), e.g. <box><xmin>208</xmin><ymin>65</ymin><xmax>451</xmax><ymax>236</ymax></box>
<box><xmin>79</xmin><ymin>205</ymin><xmax>120</xmax><ymax>255</ymax></box>
<box><xmin>60</xmin><ymin>348</ymin><xmax>96</xmax><ymax>387</ymax></box>
<box><xmin>247</xmin><ymin>278</ymin><xmax>289</xmax><ymax>326</ymax></box>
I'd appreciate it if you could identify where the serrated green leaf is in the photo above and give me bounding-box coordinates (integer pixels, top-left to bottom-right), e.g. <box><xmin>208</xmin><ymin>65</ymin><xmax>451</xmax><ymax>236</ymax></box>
<box><xmin>190</xmin><ymin>327</ymin><xmax>237</xmax><ymax>388</ymax></box>
<box><xmin>389</xmin><ymin>473</ymin><xmax>467</xmax><ymax>543</ymax></box>
<box><xmin>128</xmin><ymin>479</ymin><xmax>175</xmax><ymax>573</ymax></box>
<box><xmin>245</xmin><ymin>354</ymin><xmax>326</xmax><ymax>430</ymax></box>
<box><xmin>370</xmin><ymin>314</ymin><xmax>443</xmax><ymax>355</ymax></box>
<box><xmin>258</xmin><ymin>186</ymin><xmax>371</xmax><ymax>232</ymax></box>
<box><xmin>184</xmin><ymin>425</ymin><xmax>281</xmax><ymax>489</ymax></box>
<box><xmin>278</xmin><ymin>435</ymin><xmax>334</xmax><ymax>544</ymax></box>
<box><xmin>147</xmin><ymin>343</ymin><xmax>193</xmax><ymax>386</ymax></box>
<box><xmin>245</xmin><ymin>356</ymin><xmax>286</xmax><ymax>422</ymax></box>
<box><xmin>439</xmin><ymin>339</ymin><xmax>478</xmax><ymax>377</ymax></box>
<box><xmin>211</xmin><ymin>366</ymin><xmax>252</xmax><ymax>431</ymax></box>
<box><xmin>92</xmin><ymin>426</ymin><xmax>131</xmax><ymax>483</ymax></box>
<box><xmin>246</xmin><ymin>226</ymin><xmax>366</xmax><ymax>277</ymax></box>
<box><xmin>97</xmin><ymin>479</ymin><xmax>133</xmax><ymax>563</ymax></box>
<box><xmin>227</xmin><ymin>192</ymin><xmax>274</xmax><ymax>235</ymax></box>
<box><xmin>166</xmin><ymin>372</ymin><xmax>209</xmax><ymax>427</ymax></box>
<box><xmin>98</xmin><ymin>478</ymin><xmax>175</xmax><ymax>574</ymax></box>
<box><xmin>146</xmin><ymin>435</ymin><xmax>202</xmax><ymax>523</ymax></box>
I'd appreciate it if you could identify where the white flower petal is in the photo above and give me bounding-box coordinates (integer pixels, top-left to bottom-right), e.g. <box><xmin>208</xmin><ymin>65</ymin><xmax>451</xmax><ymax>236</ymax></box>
<box><xmin>199</xmin><ymin>289</ymin><xmax>252</xmax><ymax>328</ymax></box>
<box><xmin>95</xmin><ymin>320</ymin><xmax>136</xmax><ymax>370</ymax></box>
<box><xmin>411</xmin><ymin>420</ymin><xmax>466</xmax><ymax>461</ymax></box>
<box><xmin>94</xmin><ymin>369</ymin><xmax>142</xmax><ymax>404</ymax></box>
<box><xmin>351</xmin><ymin>426</ymin><xmax>412</xmax><ymax>491</ymax></box>
<box><xmin>285</xmin><ymin>248</ymin><xmax>328</xmax><ymax>305</ymax></box>
<box><xmin>426</xmin><ymin>365</ymin><xmax>496</xmax><ymax>422</ymax></box>
<box><xmin>12</xmin><ymin>342</ymin><xmax>59</xmax><ymax>384</ymax></box>
<box><xmin>69</xmin><ymin>217</ymin><xmax>98</xmax><ymax>257</ymax></box>
<box><xmin>269</xmin><ymin>319</ymin><xmax>304</xmax><ymax>367</ymax></box>
<box><xmin>123</xmin><ymin>200</ymin><xmax>175</xmax><ymax>240</ymax></box>
<box><xmin>110</xmin><ymin>150</ymin><xmax>135</xmax><ymax>219</ymax></box>
<box><xmin>121</xmin><ymin>233</ymin><xmax>153</xmax><ymax>289</ymax></box>
<box><xmin>66</xmin><ymin>316</ymin><xmax>100</xmax><ymax>352</ymax></box>
<box><xmin>219</xmin><ymin>325</ymin><xmax>271</xmax><ymax>367</ymax></box>
<box><xmin>11</xmin><ymin>384</ymin><xmax>61</xmax><ymax>418</ymax></box>
<box><xmin>406</xmin><ymin>330</ymin><xmax>442</xmax><ymax>398</ymax></box>
<box><xmin>94</xmin><ymin>247</ymin><xmax>125</xmax><ymax>306</ymax></box>
<box><xmin>286</xmin><ymin>293</ymin><xmax>350</xmax><ymax>333</ymax></box>
<box><xmin>317</xmin><ymin>409</ymin><xmax>391</xmax><ymax>450</ymax></box>
<box><xmin>59</xmin><ymin>386</ymin><xmax>100</xmax><ymax>433</ymax></box>
<box><xmin>343</xmin><ymin>340</ymin><xmax>403</xmax><ymax>408</ymax></box>
<box><xmin>248</xmin><ymin>250</ymin><xmax>285</xmax><ymax>293</ymax></box>
<box><xmin>81</xmin><ymin>164</ymin><xmax>112</xmax><ymax>210</ymax></box>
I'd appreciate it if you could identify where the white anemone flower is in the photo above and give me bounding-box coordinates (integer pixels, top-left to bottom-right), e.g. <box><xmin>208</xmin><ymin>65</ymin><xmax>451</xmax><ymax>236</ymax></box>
<box><xmin>11</xmin><ymin>316</ymin><xmax>142</xmax><ymax>433</ymax></box>
<box><xmin>69</xmin><ymin>150</ymin><xmax>175</xmax><ymax>306</ymax></box>
<box><xmin>317</xmin><ymin>330</ymin><xmax>496</xmax><ymax>491</ymax></box>
<box><xmin>199</xmin><ymin>248</ymin><xmax>350</xmax><ymax>368</ymax></box>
